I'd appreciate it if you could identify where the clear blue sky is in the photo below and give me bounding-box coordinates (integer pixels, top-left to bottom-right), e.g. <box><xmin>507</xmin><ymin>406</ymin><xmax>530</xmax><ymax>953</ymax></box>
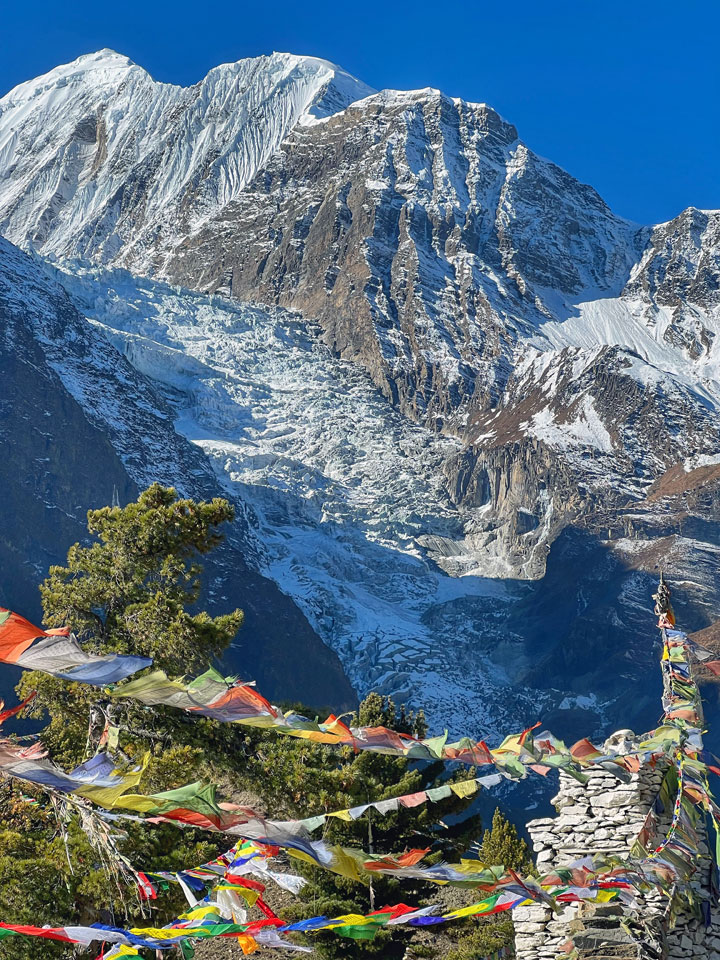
<box><xmin>1</xmin><ymin>0</ymin><xmax>717</xmax><ymax>225</ymax></box>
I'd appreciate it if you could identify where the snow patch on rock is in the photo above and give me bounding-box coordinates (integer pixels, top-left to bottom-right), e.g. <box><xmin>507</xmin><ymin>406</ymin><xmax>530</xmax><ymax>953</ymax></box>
<box><xmin>528</xmin><ymin>396</ymin><xmax>614</xmax><ymax>454</ymax></box>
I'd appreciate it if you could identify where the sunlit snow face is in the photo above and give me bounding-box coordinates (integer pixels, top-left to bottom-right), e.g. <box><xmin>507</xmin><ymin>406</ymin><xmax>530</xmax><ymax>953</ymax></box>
<box><xmin>0</xmin><ymin>51</ymin><xmax>375</xmax><ymax>266</ymax></box>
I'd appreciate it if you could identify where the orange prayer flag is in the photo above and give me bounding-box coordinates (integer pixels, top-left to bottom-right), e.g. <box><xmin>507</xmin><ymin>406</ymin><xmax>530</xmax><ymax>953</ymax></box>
<box><xmin>364</xmin><ymin>848</ymin><xmax>430</xmax><ymax>871</ymax></box>
<box><xmin>570</xmin><ymin>738</ymin><xmax>602</xmax><ymax>761</ymax></box>
<box><xmin>0</xmin><ymin>608</ymin><xmax>52</xmax><ymax>662</ymax></box>
<box><xmin>529</xmin><ymin>764</ymin><xmax>551</xmax><ymax>776</ymax></box>
<box><xmin>237</xmin><ymin>934</ymin><xmax>258</xmax><ymax>955</ymax></box>
<box><xmin>519</xmin><ymin>721</ymin><xmax>541</xmax><ymax>745</ymax></box>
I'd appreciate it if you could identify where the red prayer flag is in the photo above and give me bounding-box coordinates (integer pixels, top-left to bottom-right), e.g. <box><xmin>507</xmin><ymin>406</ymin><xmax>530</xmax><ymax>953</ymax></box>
<box><xmin>0</xmin><ymin>692</ymin><xmax>36</xmax><ymax>725</ymax></box>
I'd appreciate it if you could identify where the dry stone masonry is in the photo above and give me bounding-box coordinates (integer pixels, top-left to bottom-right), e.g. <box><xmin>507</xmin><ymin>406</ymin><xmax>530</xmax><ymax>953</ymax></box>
<box><xmin>514</xmin><ymin>743</ymin><xmax>720</xmax><ymax>959</ymax></box>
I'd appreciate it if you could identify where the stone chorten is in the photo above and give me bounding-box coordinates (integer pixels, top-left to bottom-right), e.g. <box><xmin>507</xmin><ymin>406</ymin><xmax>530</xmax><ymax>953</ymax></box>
<box><xmin>513</xmin><ymin>580</ymin><xmax>719</xmax><ymax>959</ymax></box>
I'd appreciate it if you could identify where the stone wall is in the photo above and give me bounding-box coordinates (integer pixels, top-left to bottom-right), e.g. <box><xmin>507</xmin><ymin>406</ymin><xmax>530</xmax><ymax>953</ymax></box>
<box><xmin>513</xmin><ymin>748</ymin><xmax>720</xmax><ymax>959</ymax></box>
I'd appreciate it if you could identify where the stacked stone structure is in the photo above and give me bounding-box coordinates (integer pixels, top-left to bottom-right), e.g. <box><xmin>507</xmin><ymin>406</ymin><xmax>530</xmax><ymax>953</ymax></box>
<box><xmin>513</xmin><ymin>744</ymin><xmax>719</xmax><ymax>959</ymax></box>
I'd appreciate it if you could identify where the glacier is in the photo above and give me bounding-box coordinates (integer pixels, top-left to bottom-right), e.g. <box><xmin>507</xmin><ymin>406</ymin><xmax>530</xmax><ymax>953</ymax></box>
<box><xmin>47</xmin><ymin>257</ymin><xmax>548</xmax><ymax>738</ymax></box>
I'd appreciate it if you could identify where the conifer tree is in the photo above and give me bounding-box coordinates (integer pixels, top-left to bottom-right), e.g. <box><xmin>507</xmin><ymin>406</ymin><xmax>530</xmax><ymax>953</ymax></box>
<box><xmin>480</xmin><ymin>807</ymin><xmax>531</xmax><ymax>872</ymax></box>
<box><xmin>18</xmin><ymin>484</ymin><xmax>243</xmax><ymax>765</ymax></box>
<box><xmin>436</xmin><ymin>810</ymin><xmax>531</xmax><ymax>960</ymax></box>
<box><xmin>39</xmin><ymin>482</ymin><xmax>243</xmax><ymax>671</ymax></box>
<box><xmin>0</xmin><ymin>486</ymin><xmax>533</xmax><ymax>960</ymax></box>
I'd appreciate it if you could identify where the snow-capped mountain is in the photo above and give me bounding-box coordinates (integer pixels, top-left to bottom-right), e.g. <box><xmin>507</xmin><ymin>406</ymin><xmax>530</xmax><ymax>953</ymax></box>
<box><xmin>0</xmin><ymin>50</ymin><xmax>374</xmax><ymax>266</ymax></box>
<box><xmin>1</xmin><ymin>51</ymin><xmax>719</xmax><ymax>746</ymax></box>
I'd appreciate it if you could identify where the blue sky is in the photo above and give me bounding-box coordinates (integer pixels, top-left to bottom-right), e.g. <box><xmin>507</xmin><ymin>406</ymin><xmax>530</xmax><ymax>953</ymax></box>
<box><xmin>1</xmin><ymin>0</ymin><xmax>717</xmax><ymax>224</ymax></box>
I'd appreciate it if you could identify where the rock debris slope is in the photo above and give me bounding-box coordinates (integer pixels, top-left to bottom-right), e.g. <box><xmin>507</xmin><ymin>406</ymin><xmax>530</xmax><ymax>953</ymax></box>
<box><xmin>1</xmin><ymin>51</ymin><xmax>719</xmax><ymax>744</ymax></box>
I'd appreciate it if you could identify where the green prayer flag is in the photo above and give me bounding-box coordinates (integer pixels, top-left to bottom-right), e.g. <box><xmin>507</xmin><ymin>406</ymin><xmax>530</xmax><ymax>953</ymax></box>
<box><xmin>426</xmin><ymin>785</ymin><xmax>453</xmax><ymax>802</ymax></box>
<box><xmin>336</xmin><ymin>924</ymin><xmax>382</xmax><ymax>940</ymax></box>
<box><xmin>299</xmin><ymin>815</ymin><xmax>326</xmax><ymax>831</ymax></box>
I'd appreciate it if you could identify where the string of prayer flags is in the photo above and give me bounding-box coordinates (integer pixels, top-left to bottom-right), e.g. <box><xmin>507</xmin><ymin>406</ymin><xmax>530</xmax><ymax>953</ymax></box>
<box><xmin>0</xmin><ymin>604</ymin><xmax>644</xmax><ymax>787</ymax></box>
<box><xmin>3</xmin><ymin>582</ymin><xmax>720</xmax><ymax>956</ymax></box>
<box><xmin>0</xmin><ymin>882</ymin><xmax>623</xmax><ymax>955</ymax></box>
<box><xmin>0</xmin><ymin>684</ymin><xmax>708</xmax><ymax>894</ymax></box>
<box><xmin>107</xmin><ymin>667</ymin><xmax>637</xmax><ymax>785</ymax></box>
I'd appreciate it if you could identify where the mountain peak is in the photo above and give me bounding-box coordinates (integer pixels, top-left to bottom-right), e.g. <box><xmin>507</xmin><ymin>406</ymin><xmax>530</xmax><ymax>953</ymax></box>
<box><xmin>73</xmin><ymin>48</ymin><xmax>135</xmax><ymax>66</ymax></box>
<box><xmin>0</xmin><ymin>48</ymin><xmax>376</xmax><ymax>260</ymax></box>
<box><xmin>0</xmin><ymin>48</ymin><xmax>142</xmax><ymax>105</ymax></box>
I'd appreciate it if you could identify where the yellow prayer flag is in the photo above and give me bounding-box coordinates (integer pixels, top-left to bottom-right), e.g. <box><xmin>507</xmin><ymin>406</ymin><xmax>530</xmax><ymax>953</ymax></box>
<box><xmin>129</xmin><ymin>927</ymin><xmax>204</xmax><ymax>939</ymax></box>
<box><xmin>324</xmin><ymin>914</ymin><xmax>371</xmax><ymax>928</ymax></box>
<box><xmin>287</xmin><ymin>849</ymin><xmax>318</xmax><ymax>867</ymax></box>
<box><xmin>445</xmin><ymin>898</ymin><xmax>496</xmax><ymax>919</ymax></box>
<box><xmin>101</xmin><ymin>792</ymin><xmax>160</xmax><ymax>813</ymax></box>
<box><xmin>593</xmin><ymin>890</ymin><xmax>618</xmax><ymax>903</ymax></box>
<box><xmin>77</xmin><ymin>752</ymin><xmax>150</xmax><ymax>808</ymax></box>
<box><xmin>330</xmin><ymin>845</ymin><xmax>363</xmax><ymax>882</ymax></box>
<box><xmin>450</xmin><ymin>780</ymin><xmax>479</xmax><ymax>799</ymax></box>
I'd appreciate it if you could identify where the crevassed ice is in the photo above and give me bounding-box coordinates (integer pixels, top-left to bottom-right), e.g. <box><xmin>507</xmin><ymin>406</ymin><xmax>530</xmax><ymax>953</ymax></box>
<box><xmin>54</xmin><ymin>260</ymin><xmax>538</xmax><ymax>738</ymax></box>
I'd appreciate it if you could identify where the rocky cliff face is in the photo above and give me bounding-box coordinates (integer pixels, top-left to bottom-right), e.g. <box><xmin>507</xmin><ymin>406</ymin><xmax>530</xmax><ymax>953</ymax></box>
<box><xmin>1</xmin><ymin>51</ymin><xmax>719</xmax><ymax>744</ymax></box>
<box><xmin>163</xmin><ymin>89</ymin><xmax>648</xmax><ymax>429</ymax></box>
<box><xmin>0</xmin><ymin>251</ymin><xmax>137</xmax><ymax>624</ymax></box>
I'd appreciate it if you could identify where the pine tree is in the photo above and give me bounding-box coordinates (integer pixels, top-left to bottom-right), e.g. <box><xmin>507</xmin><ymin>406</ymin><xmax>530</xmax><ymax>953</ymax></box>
<box><xmin>480</xmin><ymin>807</ymin><xmax>531</xmax><ymax>872</ymax></box>
<box><xmin>39</xmin><ymin>482</ymin><xmax>243</xmax><ymax>671</ymax></box>
<box><xmin>18</xmin><ymin>484</ymin><xmax>243</xmax><ymax>766</ymax></box>
<box><xmin>0</xmin><ymin>485</ymin><xmax>533</xmax><ymax>960</ymax></box>
<box><xmin>438</xmin><ymin>810</ymin><xmax>531</xmax><ymax>960</ymax></box>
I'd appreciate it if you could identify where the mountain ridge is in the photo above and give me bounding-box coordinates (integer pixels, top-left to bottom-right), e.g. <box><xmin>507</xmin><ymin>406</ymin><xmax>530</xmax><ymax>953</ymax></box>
<box><xmin>0</xmin><ymin>50</ymin><xmax>719</xmax><ymax>745</ymax></box>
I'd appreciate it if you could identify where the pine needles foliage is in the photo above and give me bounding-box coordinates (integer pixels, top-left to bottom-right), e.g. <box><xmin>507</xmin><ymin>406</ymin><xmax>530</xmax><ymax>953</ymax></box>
<box><xmin>0</xmin><ymin>486</ymin><xmax>529</xmax><ymax>959</ymax></box>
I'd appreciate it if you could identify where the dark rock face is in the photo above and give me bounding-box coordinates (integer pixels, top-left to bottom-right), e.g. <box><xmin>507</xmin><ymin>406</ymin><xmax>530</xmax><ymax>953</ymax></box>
<box><xmin>623</xmin><ymin>208</ymin><xmax>720</xmax><ymax>360</ymax></box>
<box><xmin>0</xmin><ymin>239</ymin><xmax>356</xmax><ymax>710</ymax></box>
<box><xmin>0</xmin><ymin>276</ymin><xmax>137</xmax><ymax>623</ymax></box>
<box><xmin>625</xmin><ymin>208</ymin><xmax>720</xmax><ymax>312</ymax></box>
<box><xmin>438</xmin><ymin>343</ymin><xmax>720</xmax><ymax>579</ymax></box>
<box><xmin>163</xmin><ymin>91</ymin><xmax>645</xmax><ymax>432</ymax></box>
